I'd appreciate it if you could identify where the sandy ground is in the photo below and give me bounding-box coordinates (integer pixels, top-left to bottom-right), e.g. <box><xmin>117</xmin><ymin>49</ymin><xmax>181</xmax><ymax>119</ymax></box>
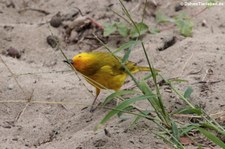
<box><xmin>0</xmin><ymin>0</ymin><xmax>225</xmax><ymax>148</ymax></box>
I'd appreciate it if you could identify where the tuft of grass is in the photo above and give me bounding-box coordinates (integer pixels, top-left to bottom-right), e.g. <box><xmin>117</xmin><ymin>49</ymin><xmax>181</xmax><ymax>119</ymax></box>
<box><xmin>95</xmin><ymin>0</ymin><xmax>225</xmax><ymax>148</ymax></box>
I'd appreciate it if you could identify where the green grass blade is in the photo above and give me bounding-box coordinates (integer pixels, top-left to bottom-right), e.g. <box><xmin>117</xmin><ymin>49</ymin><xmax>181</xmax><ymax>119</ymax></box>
<box><xmin>168</xmin><ymin>78</ymin><xmax>188</xmax><ymax>83</ymax></box>
<box><xmin>138</xmin><ymin>81</ymin><xmax>158</xmax><ymax>106</ymax></box>
<box><xmin>130</xmin><ymin>110</ymin><xmax>150</xmax><ymax>126</ymax></box>
<box><xmin>180</xmin><ymin>125</ymin><xmax>198</xmax><ymax>136</ymax></box>
<box><xmin>139</xmin><ymin>81</ymin><xmax>171</xmax><ymax>126</ymax></box>
<box><xmin>113</xmin><ymin>40</ymin><xmax>139</xmax><ymax>53</ymax></box>
<box><xmin>172</xmin><ymin>106</ymin><xmax>202</xmax><ymax>115</ymax></box>
<box><xmin>139</xmin><ymin>81</ymin><xmax>165</xmax><ymax>114</ymax></box>
<box><xmin>200</xmin><ymin>123</ymin><xmax>225</xmax><ymax>136</ymax></box>
<box><xmin>197</xmin><ymin>127</ymin><xmax>225</xmax><ymax>148</ymax></box>
<box><xmin>171</xmin><ymin>120</ymin><xmax>182</xmax><ymax>147</ymax></box>
<box><xmin>117</xmin><ymin>105</ymin><xmax>134</xmax><ymax>118</ymax></box>
<box><xmin>99</xmin><ymin>95</ymin><xmax>151</xmax><ymax>125</ymax></box>
<box><xmin>122</xmin><ymin>46</ymin><xmax>132</xmax><ymax>63</ymax></box>
<box><xmin>184</xmin><ymin>87</ymin><xmax>193</xmax><ymax>99</ymax></box>
<box><xmin>154</xmin><ymin>132</ymin><xmax>183</xmax><ymax>149</ymax></box>
<box><xmin>102</xmin><ymin>90</ymin><xmax>137</xmax><ymax>106</ymax></box>
<box><xmin>142</xmin><ymin>71</ymin><xmax>159</xmax><ymax>81</ymax></box>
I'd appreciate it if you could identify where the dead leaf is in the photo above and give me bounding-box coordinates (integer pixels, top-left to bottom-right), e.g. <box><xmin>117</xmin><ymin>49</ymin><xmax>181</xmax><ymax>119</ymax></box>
<box><xmin>180</xmin><ymin>136</ymin><xmax>193</xmax><ymax>145</ymax></box>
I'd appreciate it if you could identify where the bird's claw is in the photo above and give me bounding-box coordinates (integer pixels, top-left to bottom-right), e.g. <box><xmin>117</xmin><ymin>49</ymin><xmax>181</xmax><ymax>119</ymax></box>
<box><xmin>90</xmin><ymin>106</ymin><xmax>97</xmax><ymax>112</ymax></box>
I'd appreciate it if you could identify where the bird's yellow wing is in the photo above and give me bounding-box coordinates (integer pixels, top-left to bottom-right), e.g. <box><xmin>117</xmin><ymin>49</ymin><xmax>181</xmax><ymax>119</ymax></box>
<box><xmin>86</xmin><ymin>65</ymin><xmax>127</xmax><ymax>91</ymax></box>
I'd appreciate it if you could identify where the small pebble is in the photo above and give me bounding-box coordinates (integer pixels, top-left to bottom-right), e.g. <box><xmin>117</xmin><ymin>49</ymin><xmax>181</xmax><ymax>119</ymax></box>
<box><xmin>93</xmin><ymin>139</ymin><xmax>107</xmax><ymax>147</ymax></box>
<box><xmin>12</xmin><ymin>138</ymin><xmax>18</xmax><ymax>141</ymax></box>
<box><xmin>69</xmin><ymin>30</ymin><xmax>78</xmax><ymax>43</ymax></box>
<box><xmin>6</xmin><ymin>1</ymin><xmax>15</xmax><ymax>8</ymax></box>
<box><xmin>2</xmin><ymin>125</ymin><xmax>11</xmax><ymax>129</ymax></box>
<box><xmin>8</xmin><ymin>84</ymin><xmax>14</xmax><ymax>90</ymax></box>
<box><xmin>3</xmin><ymin>47</ymin><xmax>21</xmax><ymax>58</ymax></box>
<box><xmin>175</xmin><ymin>3</ymin><xmax>184</xmax><ymax>12</ymax></box>
<box><xmin>201</xmin><ymin>19</ymin><xmax>207</xmax><ymax>27</ymax></box>
<box><xmin>50</xmin><ymin>13</ymin><xmax>62</xmax><ymax>28</ymax></box>
<box><xmin>46</xmin><ymin>35</ymin><xmax>59</xmax><ymax>48</ymax></box>
<box><xmin>104</xmin><ymin>128</ymin><xmax>111</xmax><ymax>137</ymax></box>
<box><xmin>3</xmin><ymin>25</ymin><xmax>14</xmax><ymax>31</ymax></box>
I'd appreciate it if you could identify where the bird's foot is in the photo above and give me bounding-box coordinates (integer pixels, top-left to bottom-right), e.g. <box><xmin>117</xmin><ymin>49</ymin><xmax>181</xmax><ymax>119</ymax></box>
<box><xmin>89</xmin><ymin>106</ymin><xmax>96</xmax><ymax>112</ymax></box>
<box><xmin>89</xmin><ymin>102</ymin><xmax>102</xmax><ymax>112</ymax></box>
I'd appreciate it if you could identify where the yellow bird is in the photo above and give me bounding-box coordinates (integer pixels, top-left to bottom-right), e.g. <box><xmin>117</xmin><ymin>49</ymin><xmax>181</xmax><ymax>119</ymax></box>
<box><xmin>67</xmin><ymin>52</ymin><xmax>154</xmax><ymax>111</ymax></box>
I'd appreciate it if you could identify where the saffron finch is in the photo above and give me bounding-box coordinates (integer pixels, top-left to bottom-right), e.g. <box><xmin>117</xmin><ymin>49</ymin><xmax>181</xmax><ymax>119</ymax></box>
<box><xmin>67</xmin><ymin>52</ymin><xmax>154</xmax><ymax>111</ymax></box>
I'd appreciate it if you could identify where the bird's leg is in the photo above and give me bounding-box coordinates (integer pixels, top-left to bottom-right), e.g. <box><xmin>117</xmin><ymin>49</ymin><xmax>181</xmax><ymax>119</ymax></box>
<box><xmin>90</xmin><ymin>88</ymin><xmax>100</xmax><ymax>112</ymax></box>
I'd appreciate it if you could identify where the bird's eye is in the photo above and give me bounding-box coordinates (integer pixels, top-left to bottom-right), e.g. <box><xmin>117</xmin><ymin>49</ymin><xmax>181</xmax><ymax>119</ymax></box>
<box><xmin>78</xmin><ymin>56</ymin><xmax>81</xmax><ymax>58</ymax></box>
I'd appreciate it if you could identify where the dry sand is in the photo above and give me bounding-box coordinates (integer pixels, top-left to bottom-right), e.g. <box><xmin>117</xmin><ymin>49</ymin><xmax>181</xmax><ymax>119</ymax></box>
<box><xmin>0</xmin><ymin>0</ymin><xmax>225</xmax><ymax>148</ymax></box>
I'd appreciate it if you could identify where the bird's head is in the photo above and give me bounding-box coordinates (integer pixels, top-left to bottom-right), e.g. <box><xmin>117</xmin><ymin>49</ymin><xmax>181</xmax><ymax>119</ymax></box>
<box><xmin>64</xmin><ymin>52</ymin><xmax>97</xmax><ymax>75</ymax></box>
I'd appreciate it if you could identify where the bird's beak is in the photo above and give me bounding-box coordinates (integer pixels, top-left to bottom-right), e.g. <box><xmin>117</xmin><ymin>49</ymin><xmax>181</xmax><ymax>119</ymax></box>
<box><xmin>63</xmin><ymin>59</ymin><xmax>73</xmax><ymax>65</ymax></box>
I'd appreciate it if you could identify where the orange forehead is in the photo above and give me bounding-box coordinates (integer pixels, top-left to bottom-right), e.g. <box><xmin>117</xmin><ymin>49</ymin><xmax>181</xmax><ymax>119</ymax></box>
<box><xmin>72</xmin><ymin>53</ymin><xmax>91</xmax><ymax>71</ymax></box>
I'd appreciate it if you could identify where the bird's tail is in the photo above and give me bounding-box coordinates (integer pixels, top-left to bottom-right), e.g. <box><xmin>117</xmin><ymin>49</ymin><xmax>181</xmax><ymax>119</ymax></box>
<box><xmin>137</xmin><ymin>66</ymin><xmax>150</xmax><ymax>71</ymax></box>
<box><xmin>132</xmin><ymin>66</ymin><xmax>160</xmax><ymax>74</ymax></box>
